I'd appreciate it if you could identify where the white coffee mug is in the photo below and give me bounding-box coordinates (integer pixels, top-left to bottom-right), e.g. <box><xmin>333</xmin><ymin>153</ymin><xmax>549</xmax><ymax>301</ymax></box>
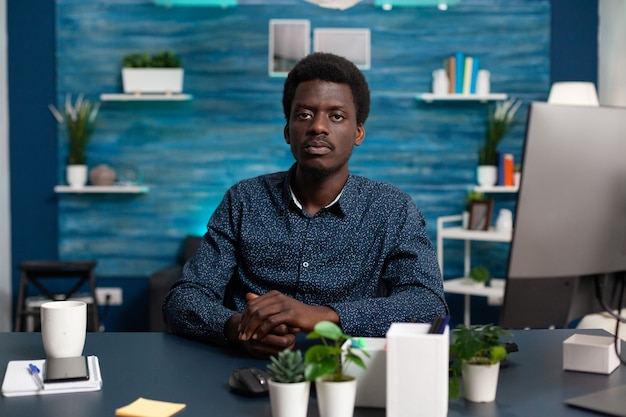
<box><xmin>40</xmin><ymin>300</ymin><xmax>87</xmax><ymax>358</ymax></box>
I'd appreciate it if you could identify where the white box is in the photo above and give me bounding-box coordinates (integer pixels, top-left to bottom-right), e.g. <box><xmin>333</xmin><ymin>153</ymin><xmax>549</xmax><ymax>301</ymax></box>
<box><xmin>563</xmin><ymin>334</ymin><xmax>620</xmax><ymax>374</ymax></box>
<box><xmin>386</xmin><ymin>323</ymin><xmax>449</xmax><ymax>417</ymax></box>
<box><xmin>342</xmin><ymin>337</ymin><xmax>387</xmax><ymax>408</ymax></box>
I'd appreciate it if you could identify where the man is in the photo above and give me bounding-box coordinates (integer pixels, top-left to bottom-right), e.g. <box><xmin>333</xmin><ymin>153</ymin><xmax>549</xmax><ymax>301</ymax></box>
<box><xmin>163</xmin><ymin>52</ymin><xmax>448</xmax><ymax>358</ymax></box>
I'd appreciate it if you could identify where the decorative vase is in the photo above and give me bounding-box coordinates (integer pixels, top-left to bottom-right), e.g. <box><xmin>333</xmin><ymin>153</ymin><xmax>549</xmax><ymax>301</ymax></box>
<box><xmin>66</xmin><ymin>165</ymin><xmax>88</xmax><ymax>188</ymax></box>
<box><xmin>495</xmin><ymin>209</ymin><xmax>513</xmax><ymax>233</ymax></box>
<box><xmin>462</xmin><ymin>362</ymin><xmax>500</xmax><ymax>403</ymax></box>
<box><xmin>476</xmin><ymin>165</ymin><xmax>497</xmax><ymax>187</ymax></box>
<box><xmin>268</xmin><ymin>379</ymin><xmax>310</xmax><ymax>417</ymax></box>
<box><xmin>89</xmin><ymin>164</ymin><xmax>116</xmax><ymax>186</ymax></box>
<box><xmin>315</xmin><ymin>377</ymin><xmax>357</xmax><ymax>417</ymax></box>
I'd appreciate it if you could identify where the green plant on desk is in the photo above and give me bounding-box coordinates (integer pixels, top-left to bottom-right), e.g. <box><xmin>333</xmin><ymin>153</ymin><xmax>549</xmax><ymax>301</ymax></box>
<box><xmin>304</xmin><ymin>321</ymin><xmax>369</xmax><ymax>382</ymax></box>
<box><xmin>267</xmin><ymin>349</ymin><xmax>305</xmax><ymax>383</ymax></box>
<box><xmin>449</xmin><ymin>323</ymin><xmax>512</xmax><ymax>399</ymax></box>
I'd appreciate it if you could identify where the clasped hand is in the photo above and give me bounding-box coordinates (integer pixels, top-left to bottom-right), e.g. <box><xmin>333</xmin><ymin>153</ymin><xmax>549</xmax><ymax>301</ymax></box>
<box><xmin>233</xmin><ymin>290</ymin><xmax>338</xmax><ymax>358</ymax></box>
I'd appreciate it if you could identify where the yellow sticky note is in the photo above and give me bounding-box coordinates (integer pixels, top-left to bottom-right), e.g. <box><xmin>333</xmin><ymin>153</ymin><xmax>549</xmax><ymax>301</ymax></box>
<box><xmin>115</xmin><ymin>397</ymin><xmax>186</xmax><ymax>417</ymax></box>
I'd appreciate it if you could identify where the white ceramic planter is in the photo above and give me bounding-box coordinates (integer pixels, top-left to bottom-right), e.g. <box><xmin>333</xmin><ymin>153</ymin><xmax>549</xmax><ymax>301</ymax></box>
<box><xmin>462</xmin><ymin>362</ymin><xmax>500</xmax><ymax>403</ymax></box>
<box><xmin>315</xmin><ymin>377</ymin><xmax>357</xmax><ymax>417</ymax></box>
<box><xmin>66</xmin><ymin>165</ymin><xmax>88</xmax><ymax>188</ymax></box>
<box><xmin>476</xmin><ymin>165</ymin><xmax>497</xmax><ymax>187</ymax></box>
<box><xmin>122</xmin><ymin>68</ymin><xmax>184</xmax><ymax>94</ymax></box>
<box><xmin>268</xmin><ymin>379</ymin><xmax>310</xmax><ymax>417</ymax></box>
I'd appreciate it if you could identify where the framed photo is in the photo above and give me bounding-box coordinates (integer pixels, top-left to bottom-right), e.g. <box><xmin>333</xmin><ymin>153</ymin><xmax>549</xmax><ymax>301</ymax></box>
<box><xmin>313</xmin><ymin>28</ymin><xmax>371</xmax><ymax>70</ymax></box>
<box><xmin>468</xmin><ymin>200</ymin><xmax>494</xmax><ymax>231</ymax></box>
<box><xmin>268</xmin><ymin>19</ymin><xmax>311</xmax><ymax>77</ymax></box>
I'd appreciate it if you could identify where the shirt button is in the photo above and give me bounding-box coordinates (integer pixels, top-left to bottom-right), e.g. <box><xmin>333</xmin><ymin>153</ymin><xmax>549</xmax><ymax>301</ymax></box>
<box><xmin>302</xmin><ymin>262</ymin><xmax>309</xmax><ymax>268</ymax></box>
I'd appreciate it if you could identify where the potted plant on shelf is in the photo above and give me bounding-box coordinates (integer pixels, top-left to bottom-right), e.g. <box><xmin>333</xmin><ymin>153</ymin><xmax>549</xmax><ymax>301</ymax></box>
<box><xmin>449</xmin><ymin>323</ymin><xmax>512</xmax><ymax>403</ymax></box>
<box><xmin>121</xmin><ymin>51</ymin><xmax>184</xmax><ymax>95</ymax></box>
<box><xmin>266</xmin><ymin>348</ymin><xmax>309</xmax><ymax>417</ymax></box>
<box><xmin>477</xmin><ymin>98</ymin><xmax>522</xmax><ymax>187</ymax></box>
<box><xmin>468</xmin><ymin>265</ymin><xmax>491</xmax><ymax>286</ymax></box>
<box><xmin>49</xmin><ymin>93</ymin><xmax>100</xmax><ymax>188</ymax></box>
<box><xmin>305</xmin><ymin>321</ymin><xmax>369</xmax><ymax>417</ymax></box>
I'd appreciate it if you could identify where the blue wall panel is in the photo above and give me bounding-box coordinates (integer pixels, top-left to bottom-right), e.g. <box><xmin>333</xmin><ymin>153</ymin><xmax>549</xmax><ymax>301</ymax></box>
<box><xmin>54</xmin><ymin>0</ymin><xmax>549</xmax><ymax>288</ymax></box>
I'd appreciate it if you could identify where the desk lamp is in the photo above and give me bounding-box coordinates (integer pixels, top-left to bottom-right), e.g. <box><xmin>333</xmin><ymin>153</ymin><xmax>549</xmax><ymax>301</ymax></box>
<box><xmin>547</xmin><ymin>81</ymin><xmax>600</xmax><ymax>106</ymax></box>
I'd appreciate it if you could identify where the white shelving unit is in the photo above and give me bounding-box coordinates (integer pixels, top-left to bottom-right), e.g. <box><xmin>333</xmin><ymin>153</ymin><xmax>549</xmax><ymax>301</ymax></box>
<box><xmin>416</xmin><ymin>93</ymin><xmax>508</xmax><ymax>103</ymax></box>
<box><xmin>54</xmin><ymin>185</ymin><xmax>149</xmax><ymax>194</ymax></box>
<box><xmin>99</xmin><ymin>93</ymin><xmax>192</xmax><ymax>102</ymax></box>
<box><xmin>436</xmin><ymin>214</ymin><xmax>511</xmax><ymax>325</ymax></box>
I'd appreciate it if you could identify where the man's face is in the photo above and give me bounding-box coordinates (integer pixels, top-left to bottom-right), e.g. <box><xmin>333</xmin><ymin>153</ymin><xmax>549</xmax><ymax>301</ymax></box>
<box><xmin>284</xmin><ymin>80</ymin><xmax>365</xmax><ymax>178</ymax></box>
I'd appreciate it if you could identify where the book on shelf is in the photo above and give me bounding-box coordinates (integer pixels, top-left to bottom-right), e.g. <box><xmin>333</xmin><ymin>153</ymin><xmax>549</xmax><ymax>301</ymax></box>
<box><xmin>444</xmin><ymin>52</ymin><xmax>481</xmax><ymax>96</ymax></box>
<box><xmin>497</xmin><ymin>152</ymin><xmax>515</xmax><ymax>186</ymax></box>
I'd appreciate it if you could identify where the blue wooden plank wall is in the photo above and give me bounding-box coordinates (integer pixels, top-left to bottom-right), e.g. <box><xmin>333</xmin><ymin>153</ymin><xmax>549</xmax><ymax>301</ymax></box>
<box><xmin>55</xmin><ymin>0</ymin><xmax>549</xmax><ymax>281</ymax></box>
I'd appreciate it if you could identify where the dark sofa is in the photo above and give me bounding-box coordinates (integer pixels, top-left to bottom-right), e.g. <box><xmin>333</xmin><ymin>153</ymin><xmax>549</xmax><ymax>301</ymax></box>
<box><xmin>148</xmin><ymin>235</ymin><xmax>202</xmax><ymax>331</ymax></box>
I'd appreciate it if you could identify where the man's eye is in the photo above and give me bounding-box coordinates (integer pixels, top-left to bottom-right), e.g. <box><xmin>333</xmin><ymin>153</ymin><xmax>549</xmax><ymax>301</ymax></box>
<box><xmin>297</xmin><ymin>112</ymin><xmax>312</xmax><ymax>120</ymax></box>
<box><xmin>330</xmin><ymin>114</ymin><xmax>345</xmax><ymax>121</ymax></box>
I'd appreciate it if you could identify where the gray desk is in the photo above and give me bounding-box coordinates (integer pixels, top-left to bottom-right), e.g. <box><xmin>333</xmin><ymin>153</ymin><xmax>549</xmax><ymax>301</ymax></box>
<box><xmin>0</xmin><ymin>329</ymin><xmax>624</xmax><ymax>417</ymax></box>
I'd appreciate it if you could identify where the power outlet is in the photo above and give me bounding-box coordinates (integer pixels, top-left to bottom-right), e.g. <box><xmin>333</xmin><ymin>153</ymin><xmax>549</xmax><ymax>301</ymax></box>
<box><xmin>95</xmin><ymin>287</ymin><xmax>123</xmax><ymax>306</ymax></box>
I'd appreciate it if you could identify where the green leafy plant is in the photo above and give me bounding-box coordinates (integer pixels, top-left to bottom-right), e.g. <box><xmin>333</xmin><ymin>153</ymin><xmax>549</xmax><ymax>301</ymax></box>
<box><xmin>122</xmin><ymin>51</ymin><xmax>182</xmax><ymax>68</ymax></box>
<box><xmin>267</xmin><ymin>348</ymin><xmax>306</xmax><ymax>383</ymax></box>
<box><xmin>469</xmin><ymin>266</ymin><xmax>490</xmax><ymax>284</ymax></box>
<box><xmin>48</xmin><ymin>93</ymin><xmax>100</xmax><ymax>165</ymax></box>
<box><xmin>304</xmin><ymin>321</ymin><xmax>369</xmax><ymax>382</ymax></box>
<box><xmin>449</xmin><ymin>323</ymin><xmax>512</xmax><ymax>399</ymax></box>
<box><xmin>478</xmin><ymin>98</ymin><xmax>522</xmax><ymax>166</ymax></box>
<box><xmin>464</xmin><ymin>190</ymin><xmax>486</xmax><ymax>212</ymax></box>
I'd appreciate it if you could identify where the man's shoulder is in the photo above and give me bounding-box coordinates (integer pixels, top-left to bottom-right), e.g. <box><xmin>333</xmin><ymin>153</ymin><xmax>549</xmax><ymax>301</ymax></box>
<box><xmin>348</xmin><ymin>174</ymin><xmax>410</xmax><ymax>200</ymax></box>
<box><xmin>232</xmin><ymin>170</ymin><xmax>288</xmax><ymax>189</ymax></box>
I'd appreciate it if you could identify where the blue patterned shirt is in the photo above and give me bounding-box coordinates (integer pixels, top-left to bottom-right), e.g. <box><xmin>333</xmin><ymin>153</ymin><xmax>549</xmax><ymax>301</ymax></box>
<box><xmin>163</xmin><ymin>164</ymin><xmax>448</xmax><ymax>345</ymax></box>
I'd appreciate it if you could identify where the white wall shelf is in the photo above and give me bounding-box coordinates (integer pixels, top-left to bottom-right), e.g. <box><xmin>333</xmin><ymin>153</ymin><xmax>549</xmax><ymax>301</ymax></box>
<box><xmin>473</xmin><ymin>185</ymin><xmax>518</xmax><ymax>193</ymax></box>
<box><xmin>99</xmin><ymin>93</ymin><xmax>193</xmax><ymax>102</ymax></box>
<box><xmin>416</xmin><ymin>93</ymin><xmax>508</xmax><ymax>103</ymax></box>
<box><xmin>436</xmin><ymin>214</ymin><xmax>510</xmax><ymax>325</ymax></box>
<box><xmin>54</xmin><ymin>185</ymin><xmax>149</xmax><ymax>194</ymax></box>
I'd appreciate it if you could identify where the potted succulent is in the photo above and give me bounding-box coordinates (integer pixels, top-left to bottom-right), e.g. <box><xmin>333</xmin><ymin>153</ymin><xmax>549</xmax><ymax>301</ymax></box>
<box><xmin>477</xmin><ymin>98</ymin><xmax>522</xmax><ymax>186</ymax></box>
<box><xmin>266</xmin><ymin>349</ymin><xmax>309</xmax><ymax>417</ymax></box>
<box><xmin>121</xmin><ymin>51</ymin><xmax>184</xmax><ymax>95</ymax></box>
<box><xmin>305</xmin><ymin>321</ymin><xmax>369</xmax><ymax>417</ymax></box>
<box><xmin>449</xmin><ymin>323</ymin><xmax>512</xmax><ymax>403</ymax></box>
<box><xmin>468</xmin><ymin>265</ymin><xmax>491</xmax><ymax>285</ymax></box>
<box><xmin>48</xmin><ymin>93</ymin><xmax>100</xmax><ymax>188</ymax></box>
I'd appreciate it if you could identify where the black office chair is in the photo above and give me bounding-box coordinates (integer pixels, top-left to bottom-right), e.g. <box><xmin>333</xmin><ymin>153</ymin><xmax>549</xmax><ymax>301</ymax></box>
<box><xmin>14</xmin><ymin>260</ymin><xmax>100</xmax><ymax>332</ymax></box>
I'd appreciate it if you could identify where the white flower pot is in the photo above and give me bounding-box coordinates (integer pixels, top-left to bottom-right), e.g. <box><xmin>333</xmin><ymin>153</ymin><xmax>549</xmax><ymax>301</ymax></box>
<box><xmin>315</xmin><ymin>377</ymin><xmax>357</xmax><ymax>417</ymax></box>
<box><xmin>122</xmin><ymin>68</ymin><xmax>184</xmax><ymax>94</ymax></box>
<box><xmin>462</xmin><ymin>362</ymin><xmax>500</xmax><ymax>403</ymax></box>
<box><xmin>66</xmin><ymin>165</ymin><xmax>88</xmax><ymax>188</ymax></box>
<box><xmin>476</xmin><ymin>165</ymin><xmax>498</xmax><ymax>187</ymax></box>
<box><xmin>268</xmin><ymin>379</ymin><xmax>310</xmax><ymax>417</ymax></box>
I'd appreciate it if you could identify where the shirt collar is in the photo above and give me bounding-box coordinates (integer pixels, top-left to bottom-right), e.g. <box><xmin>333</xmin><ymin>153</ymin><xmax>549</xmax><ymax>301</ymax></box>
<box><xmin>282</xmin><ymin>163</ymin><xmax>356</xmax><ymax>217</ymax></box>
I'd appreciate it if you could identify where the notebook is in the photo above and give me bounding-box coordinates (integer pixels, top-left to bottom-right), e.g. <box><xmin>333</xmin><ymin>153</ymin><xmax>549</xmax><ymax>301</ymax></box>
<box><xmin>565</xmin><ymin>384</ymin><xmax>626</xmax><ymax>416</ymax></box>
<box><xmin>1</xmin><ymin>355</ymin><xmax>102</xmax><ymax>397</ymax></box>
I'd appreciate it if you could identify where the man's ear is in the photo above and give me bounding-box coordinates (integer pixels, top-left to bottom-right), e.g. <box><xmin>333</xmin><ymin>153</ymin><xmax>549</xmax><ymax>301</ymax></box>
<box><xmin>355</xmin><ymin>124</ymin><xmax>365</xmax><ymax>147</ymax></box>
<box><xmin>283</xmin><ymin>124</ymin><xmax>290</xmax><ymax>144</ymax></box>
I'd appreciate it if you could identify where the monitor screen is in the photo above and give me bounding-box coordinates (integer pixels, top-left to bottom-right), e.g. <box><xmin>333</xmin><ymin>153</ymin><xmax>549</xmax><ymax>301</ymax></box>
<box><xmin>501</xmin><ymin>102</ymin><xmax>626</xmax><ymax>328</ymax></box>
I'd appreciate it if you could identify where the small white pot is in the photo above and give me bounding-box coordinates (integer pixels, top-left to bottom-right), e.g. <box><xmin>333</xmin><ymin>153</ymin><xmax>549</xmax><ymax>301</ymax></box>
<box><xmin>66</xmin><ymin>164</ymin><xmax>88</xmax><ymax>188</ymax></box>
<box><xmin>268</xmin><ymin>379</ymin><xmax>310</xmax><ymax>417</ymax></box>
<box><xmin>315</xmin><ymin>377</ymin><xmax>357</xmax><ymax>417</ymax></box>
<box><xmin>462</xmin><ymin>362</ymin><xmax>500</xmax><ymax>403</ymax></box>
<box><xmin>122</xmin><ymin>68</ymin><xmax>184</xmax><ymax>94</ymax></box>
<box><xmin>476</xmin><ymin>165</ymin><xmax>497</xmax><ymax>187</ymax></box>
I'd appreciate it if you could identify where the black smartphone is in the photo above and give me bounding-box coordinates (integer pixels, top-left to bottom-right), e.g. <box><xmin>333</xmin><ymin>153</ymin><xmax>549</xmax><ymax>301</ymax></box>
<box><xmin>43</xmin><ymin>356</ymin><xmax>90</xmax><ymax>383</ymax></box>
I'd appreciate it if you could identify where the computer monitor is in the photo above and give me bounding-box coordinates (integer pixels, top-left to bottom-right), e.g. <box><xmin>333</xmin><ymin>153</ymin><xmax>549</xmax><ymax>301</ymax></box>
<box><xmin>500</xmin><ymin>102</ymin><xmax>626</xmax><ymax>329</ymax></box>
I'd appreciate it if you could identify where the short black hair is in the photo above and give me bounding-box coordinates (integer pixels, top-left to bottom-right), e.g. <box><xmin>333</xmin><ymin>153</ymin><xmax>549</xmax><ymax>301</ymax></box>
<box><xmin>282</xmin><ymin>52</ymin><xmax>370</xmax><ymax>126</ymax></box>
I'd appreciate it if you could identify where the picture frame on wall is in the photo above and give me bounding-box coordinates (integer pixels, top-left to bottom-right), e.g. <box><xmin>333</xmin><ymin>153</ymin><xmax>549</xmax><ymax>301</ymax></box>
<box><xmin>468</xmin><ymin>200</ymin><xmax>494</xmax><ymax>231</ymax></box>
<box><xmin>313</xmin><ymin>28</ymin><xmax>371</xmax><ymax>70</ymax></box>
<box><xmin>268</xmin><ymin>19</ymin><xmax>310</xmax><ymax>77</ymax></box>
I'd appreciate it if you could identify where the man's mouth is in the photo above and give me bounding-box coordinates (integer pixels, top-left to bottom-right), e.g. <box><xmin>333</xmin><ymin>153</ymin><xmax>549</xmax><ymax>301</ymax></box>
<box><xmin>304</xmin><ymin>139</ymin><xmax>332</xmax><ymax>155</ymax></box>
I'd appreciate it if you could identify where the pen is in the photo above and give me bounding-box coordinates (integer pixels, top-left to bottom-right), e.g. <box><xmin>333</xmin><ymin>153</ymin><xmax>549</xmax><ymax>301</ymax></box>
<box><xmin>28</xmin><ymin>363</ymin><xmax>45</xmax><ymax>390</ymax></box>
